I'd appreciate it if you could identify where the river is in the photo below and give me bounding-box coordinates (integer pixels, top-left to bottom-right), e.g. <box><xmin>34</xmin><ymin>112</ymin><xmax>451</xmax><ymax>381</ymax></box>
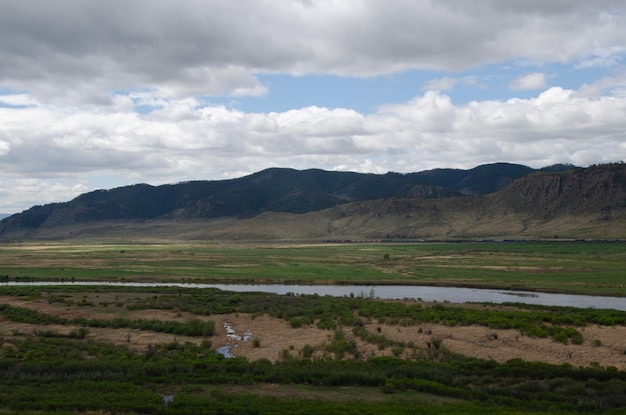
<box><xmin>2</xmin><ymin>281</ymin><xmax>625</xmax><ymax>311</ymax></box>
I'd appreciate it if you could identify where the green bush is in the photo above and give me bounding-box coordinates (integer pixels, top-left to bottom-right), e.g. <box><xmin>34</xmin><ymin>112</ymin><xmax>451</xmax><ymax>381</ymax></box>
<box><xmin>288</xmin><ymin>316</ymin><xmax>310</xmax><ymax>328</ymax></box>
<box><xmin>300</xmin><ymin>344</ymin><xmax>314</xmax><ymax>358</ymax></box>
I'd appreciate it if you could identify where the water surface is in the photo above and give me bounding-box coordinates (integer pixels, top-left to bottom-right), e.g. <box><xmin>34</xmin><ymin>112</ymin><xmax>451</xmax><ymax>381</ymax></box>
<box><xmin>2</xmin><ymin>281</ymin><xmax>624</xmax><ymax>311</ymax></box>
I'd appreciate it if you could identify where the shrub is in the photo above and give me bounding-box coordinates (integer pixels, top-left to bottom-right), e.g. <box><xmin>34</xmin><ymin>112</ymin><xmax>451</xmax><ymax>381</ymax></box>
<box><xmin>300</xmin><ymin>344</ymin><xmax>314</xmax><ymax>358</ymax></box>
<box><xmin>431</xmin><ymin>337</ymin><xmax>443</xmax><ymax>350</ymax></box>
<box><xmin>325</xmin><ymin>330</ymin><xmax>359</xmax><ymax>359</ymax></box>
<box><xmin>391</xmin><ymin>346</ymin><xmax>404</xmax><ymax>357</ymax></box>
<box><xmin>69</xmin><ymin>327</ymin><xmax>90</xmax><ymax>339</ymax></box>
<box><xmin>288</xmin><ymin>316</ymin><xmax>310</xmax><ymax>328</ymax></box>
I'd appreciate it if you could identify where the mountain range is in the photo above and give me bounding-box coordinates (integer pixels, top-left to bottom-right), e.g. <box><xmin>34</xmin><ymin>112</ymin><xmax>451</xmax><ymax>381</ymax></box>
<box><xmin>1</xmin><ymin>162</ymin><xmax>625</xmax><ymax>241</ymax></box>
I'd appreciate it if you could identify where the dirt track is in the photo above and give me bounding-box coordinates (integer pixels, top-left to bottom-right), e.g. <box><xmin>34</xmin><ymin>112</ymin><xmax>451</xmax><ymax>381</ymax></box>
<box><xmin>1</xmin><ymin>295</ymin><xmax>625</xmax><ymax>370</ymax></box>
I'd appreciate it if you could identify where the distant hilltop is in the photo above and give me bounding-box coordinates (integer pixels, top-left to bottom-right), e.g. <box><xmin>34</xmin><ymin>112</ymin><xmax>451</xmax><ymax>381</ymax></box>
<box><xmin>2</xmin><ymin>162</ymin><xmax>625</xmax><ymax>241</ymax></box>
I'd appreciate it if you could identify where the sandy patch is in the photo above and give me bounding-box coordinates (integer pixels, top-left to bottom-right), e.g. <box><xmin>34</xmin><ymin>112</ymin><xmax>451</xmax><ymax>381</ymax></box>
<box><xmin>206</xmin><ymin>316</ymin><xmax>626</xmax><ymax>369</ymax></box>
<box><xmin>365</xmin><ymin>322</ymin><xmax>626</xmax><ymax>369</ymax></box>
<box><xmin>2</xmin><ymin>295</ymin><xmax>625</xmax><ymax>369</ymax></box>
<box><xmin>210</xmin><ymin>313</ymin><xmax>331</xmax><ymax>360</ymax></box>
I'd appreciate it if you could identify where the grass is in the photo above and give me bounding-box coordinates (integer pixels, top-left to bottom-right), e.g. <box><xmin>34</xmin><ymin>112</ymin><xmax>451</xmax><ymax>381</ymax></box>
<box><xmin>0</xmin><ymin>241</ymin><xmax>625</xmax><ymax>296</ymax></box>
<box><xmin>204</xmin><ymin>383</ymin><xmax>463</xmax><ymax>404</ymax></box>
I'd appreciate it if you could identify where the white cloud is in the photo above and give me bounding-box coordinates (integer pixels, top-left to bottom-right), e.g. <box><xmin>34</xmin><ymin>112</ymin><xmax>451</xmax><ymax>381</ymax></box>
<box><xmin>0</xmin><ymin>178</ymin><xmax>88</xmax><ymax>212</ymax></box>
<box><xmin>0</xmin><ymin>140</ymin><xmax>10</xmax><ymax>156</ymax></box>
<box><xmin>0</xmin><ymin>93</ymin><xmax>39</xmax><ymax>107</ymax></box>
<box><xmin>509</xmin><ymin>72</ymin><xmax>548</xmax><ymax>90</ymax></box>
<box><xmin>1</xmin><ymin>86</ymin><xmax>626</xmax><ymax>212</ymax></box>
<box><xmin>578</xmin><ymin>74</ymin><xmax>626</xmax><ymax>97</ymax></box>
<box><xmin>576</xmin><ymin>47</ymin><xmax>626</xmax><ymax>69</ymax></box>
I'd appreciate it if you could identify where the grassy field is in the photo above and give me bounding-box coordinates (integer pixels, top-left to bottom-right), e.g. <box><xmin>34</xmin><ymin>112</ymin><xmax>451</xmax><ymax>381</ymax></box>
<box><xmin>0</xmin><ymin>241</ymin><xmax>625</xmax><ymax>296</ymax></box>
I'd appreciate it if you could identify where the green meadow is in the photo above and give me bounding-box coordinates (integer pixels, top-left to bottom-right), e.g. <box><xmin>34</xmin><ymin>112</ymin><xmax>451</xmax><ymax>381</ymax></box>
<box><xmin>0</xmin><ymin>241</ymin><xmax>625</xmax><ymax>296</ymax></box>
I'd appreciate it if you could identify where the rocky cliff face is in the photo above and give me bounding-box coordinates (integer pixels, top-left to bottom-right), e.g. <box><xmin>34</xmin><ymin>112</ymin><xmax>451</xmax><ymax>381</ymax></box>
<box><xmin>497</xmin><ymin>163</ymin><xmax>626</xmax><ymax>220</ymax></box>
<box><xmin>322</xmin><ymin>164</ymin><xmax>626</xmax><ymax>240</ymax></box>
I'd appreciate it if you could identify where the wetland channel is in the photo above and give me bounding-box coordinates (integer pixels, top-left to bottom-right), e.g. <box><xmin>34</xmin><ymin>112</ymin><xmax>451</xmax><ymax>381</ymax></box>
<box><xmin>2</xmin><ymin>281</ymin><xmax>625</xmax><ymax>311</ymax></box>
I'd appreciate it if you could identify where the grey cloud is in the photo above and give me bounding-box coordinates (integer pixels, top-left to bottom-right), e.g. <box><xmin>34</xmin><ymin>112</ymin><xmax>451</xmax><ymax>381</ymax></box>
<box><xmin>1</xmin><ymin>0</ymin><xmax>626</xmax><ymax>212</ymax></box>
<box><xmin>1</xmin><ymin>1</ymin><xmax>624</xmax><ymax>102</ymax></box>
<box><xmin>509</xmin><ymin>73</ymin><xmax>547</xmax><ymax>91</ymax></box>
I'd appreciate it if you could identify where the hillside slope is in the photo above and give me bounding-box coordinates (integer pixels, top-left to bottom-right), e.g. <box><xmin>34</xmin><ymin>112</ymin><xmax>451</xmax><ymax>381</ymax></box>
<box><xmin>193</xmin><ymin>163</ymin><xmax>625</xmax><ymax>241</ymax></box>
<box><xmin>0</xmin><ymin>163</ymin><xmax>558</xmax><ymax>237</ymax></box>
<box><xmin>0</xmin><ymin>163</ymin><xmax>623</xmax><ymax>241</ymax></box>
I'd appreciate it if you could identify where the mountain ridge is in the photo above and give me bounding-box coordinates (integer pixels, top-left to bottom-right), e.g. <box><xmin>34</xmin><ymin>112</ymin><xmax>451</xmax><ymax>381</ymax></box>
<box><xmin>1</xmin><ymin>162</ymin><xmax>558</xmax><ymax>227</ymax></box>
<box><xmin>4</xmin><ymin>162</ymin><xmax>623</xmax><ymax>241</ymax></box>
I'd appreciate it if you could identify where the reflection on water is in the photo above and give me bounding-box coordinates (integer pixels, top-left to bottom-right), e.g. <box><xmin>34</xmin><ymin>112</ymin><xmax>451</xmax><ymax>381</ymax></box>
<box><xmin>1</xmin><ymin>281</ymin><xmax>625</xmax><ymax>311</ymax></box>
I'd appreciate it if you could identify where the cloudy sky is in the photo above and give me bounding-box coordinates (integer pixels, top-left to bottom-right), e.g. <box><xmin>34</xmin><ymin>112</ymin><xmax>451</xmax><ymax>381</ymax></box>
<box><xmin>1</xmin><ymin>1</ymin><xmax>626</xmax><ymax>213</ymax></box>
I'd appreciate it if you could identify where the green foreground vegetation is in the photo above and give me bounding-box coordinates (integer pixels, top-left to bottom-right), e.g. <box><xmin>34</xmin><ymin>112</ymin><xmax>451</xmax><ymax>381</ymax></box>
<box><xmin>1</xmin><ymin>284</ymin><xmax>626</xmax><ymax>414</ymax></box>
<box><xmin>1</xmin><ymin>241</ymin><xmax>626</xmax><ymax>413</ymax></box>
<box><xmin>1</xmin><ymin>241</ymin><xmax>625</xmax><ymax>295</ymax></box>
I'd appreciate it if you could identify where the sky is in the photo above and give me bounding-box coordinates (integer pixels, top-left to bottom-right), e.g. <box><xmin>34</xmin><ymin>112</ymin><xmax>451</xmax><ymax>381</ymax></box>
<box><xmin>1</xmin><ymin>1</ymin><xmax>626</xmax><ymax>214</ymax></box>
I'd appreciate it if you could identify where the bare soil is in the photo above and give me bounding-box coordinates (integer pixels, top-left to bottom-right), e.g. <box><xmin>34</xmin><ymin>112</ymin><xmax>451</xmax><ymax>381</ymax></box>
<box><xmin>1</xmin><ymin>294</ymin><xmax>625</xmax><ymax>370</ymax></box>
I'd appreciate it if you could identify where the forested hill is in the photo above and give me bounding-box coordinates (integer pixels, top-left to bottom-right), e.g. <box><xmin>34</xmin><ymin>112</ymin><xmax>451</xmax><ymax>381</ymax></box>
<box><xmin>0</xmin><ymin>162</ymin><xmax>578</xmax><ymax>237</ymax></box>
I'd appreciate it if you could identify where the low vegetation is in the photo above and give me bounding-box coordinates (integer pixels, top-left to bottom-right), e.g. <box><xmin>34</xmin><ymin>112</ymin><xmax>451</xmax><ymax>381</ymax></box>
<box><xmin>1</xmin><ymin>241</ymin><xmax>625</xmax><ymax>413</ymax></box>
<box><xmin>1</xmin><ymin>241</ymin><xmax>625</xmax><ymax>296</ymax></box>
<box><xmin>1</xmin><ymin>283</ymin><xmax>626</xmax><ymax>413</ymax></box>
